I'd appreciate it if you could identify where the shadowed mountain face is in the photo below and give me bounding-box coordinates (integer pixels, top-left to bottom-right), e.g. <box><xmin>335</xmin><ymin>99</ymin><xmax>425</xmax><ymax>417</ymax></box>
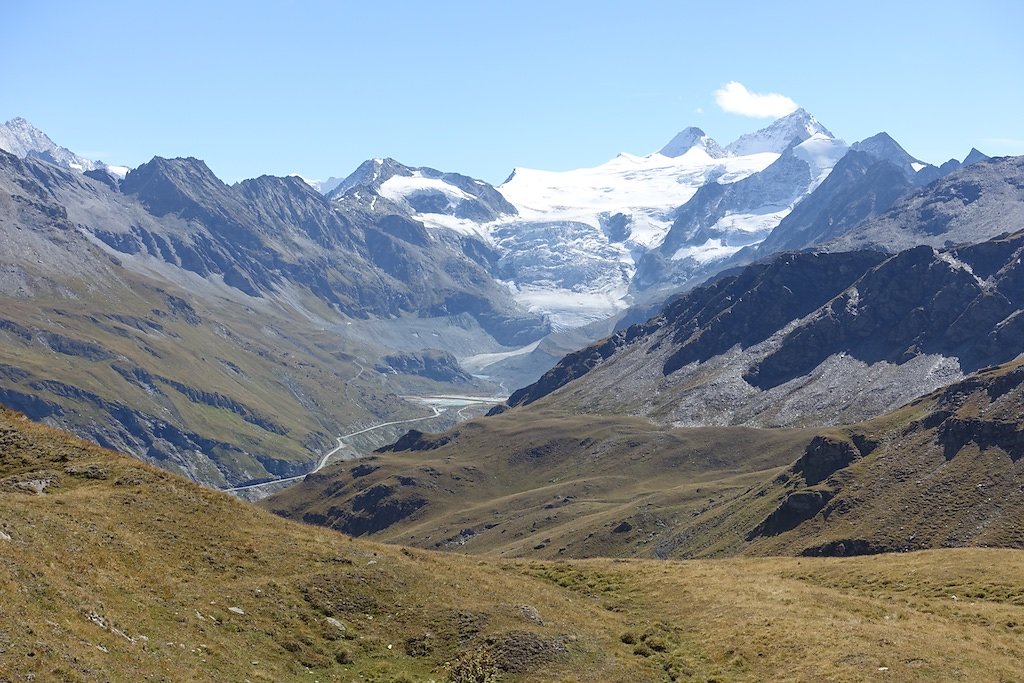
<box><xmin>754</xmin><ymin>150</ymin><xmax>915</xmax><ymax>254</ymax></box>
<box><xmin>745</xmin><ymin>236</ymin><xmax>1024</xmax><ymax>389</ymax></box>
<box><xmin>505</xmin><ymin>228</ymin><xmax>1024</xmax><ymax>430</ymax></box>
<box><xmin>6</xmin><ymin>149</ymin><xmax>544</xmax><ymax>337</ymax></box>
<box><xmin>827</xmin><ymin>155</ymin><xmax>1024</xmax><ymax>253</ymax></box>
<box><xmin>510</xmin><ymin>250</ymin><xmax>886</xmax><ymax>406</ymax></box>
<box><xmin>107</xmin><ymin>155</ymin><xmax>547</xmax><ymax>343</ymax></box>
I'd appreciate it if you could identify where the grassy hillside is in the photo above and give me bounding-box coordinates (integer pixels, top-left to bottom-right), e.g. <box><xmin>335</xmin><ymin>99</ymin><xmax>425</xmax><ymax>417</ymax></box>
<box><xmin>4</xmin><ymin>406</ymin><xmax>1024</xmax><ymax>681</ymax></box>
<box><xmin>266</xmin><ymin>358</ymin><xmax>1024</xmax><ymax>561</ymax></box>
<box><xmin>265</xmin><ymin>410</ymin><xmax>818</xmax><ymax>558</ymax></box>
<box><xmin>0</xmin><ymin>269</ymin><xmax>477</xmax><ymax>488</ymax></box>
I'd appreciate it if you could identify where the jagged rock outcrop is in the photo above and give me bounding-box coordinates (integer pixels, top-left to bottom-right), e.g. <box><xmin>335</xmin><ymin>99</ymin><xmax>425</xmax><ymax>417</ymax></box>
<box><xmin>827</xmin><ymin>155</ymin><xmax>1024</xmax><ymax>253</ymax></box>
<box><xmin>376</xmin><ymin>430</ymin><xmax>454</xmax><ymax>453</ymax></box>
<box><xmin>792</xmin><ymin>435</ymin><xmax>872</xmax><ymax>485</ymax></box>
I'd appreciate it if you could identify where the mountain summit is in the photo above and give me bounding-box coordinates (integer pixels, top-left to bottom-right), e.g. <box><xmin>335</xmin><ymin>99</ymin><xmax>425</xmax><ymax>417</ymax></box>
<box><xmin>659</xmin><ymin>126</ymin><xmax>727</xmax><ymax>158</ymax></box>
<box><xmin>725</xmin><ymin>108</ymin><xmax>835</xmax><ymax>156</ymax></box>
<box><xmin>0</xmin><ymin>116</ymin><xmax>99</xmax><ymax>172</ymax></box>
<box><xmin>0</xmin><ymin>116</ymin><xmax>127</xmax><ymax>177</ymax></box>
<box><xmin>850</xmin><ymin>132</ymin><xmax>927</xmax><ymax>179</ymax></box>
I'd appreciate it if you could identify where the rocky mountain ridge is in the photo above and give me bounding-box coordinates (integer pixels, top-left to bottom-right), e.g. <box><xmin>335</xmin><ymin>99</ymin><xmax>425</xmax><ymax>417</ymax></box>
<box><xmin>0</xmin><ymin>145</ymin><xmax>548</xmax><ymax>487</ymax></box>
<box><xmin>827</xmin><ymin>154</ymin><xmax>1024</xmax><ymax>253</ymax></box>
<box><xmin>6</xmin><ymin>114</ymin><xmax>995</xmax><ymax>342</ymax></box>
<box><xmin>1</xmin><ymin>116</ymin><xmax>1016</xmax><ymax>488</ymax></box>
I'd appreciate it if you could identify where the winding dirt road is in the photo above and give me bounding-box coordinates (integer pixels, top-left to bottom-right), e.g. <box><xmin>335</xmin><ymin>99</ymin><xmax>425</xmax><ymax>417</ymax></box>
<box><xmin>222</xmin><ymin>405</ymin><xmax>442</xmax><ymax>493</ymax></box>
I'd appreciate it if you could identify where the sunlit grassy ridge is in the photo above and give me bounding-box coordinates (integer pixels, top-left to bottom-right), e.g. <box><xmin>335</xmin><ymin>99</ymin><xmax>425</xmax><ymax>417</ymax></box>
<box><xmin>4</xmin><ymin>407</ymin><xmax>1024</xmax><ymax>681</ymax></box>
<box><xmin>265</xmin><ymin>411</ymin><xmax>818</xmax><ymax>558</ymax></box>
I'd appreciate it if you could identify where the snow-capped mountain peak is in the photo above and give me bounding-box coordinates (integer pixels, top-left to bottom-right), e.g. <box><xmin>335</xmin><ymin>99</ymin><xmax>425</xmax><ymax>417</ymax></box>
<box><xmin>329</xmin><ymin>157</ymin><xmax>398</xmax><ymax>197</ymax></box>
<box><xmin>659</xmin><ymin>127</ymin><xmax>727</xmax><ymax>159</ymax></box>
<box><xmin>849</xmin><ymin>131</ymin><xmax>968</xmax><ymax>185</ymax></box>
<box><xmin>724</xmin><ymin>108</ymin><xmax>835</xmax><ymax>156</ymax></box>
<box><xmin>288</xmin><ymin>174</ymin><xmax>345</xmax><ymax>194</ymax></box>
<box><xmin>0</xmin><ymin>116</ymin><xmax>127</xmax><ymax>178</ymax></box>
<box><xmin>327</xmin><ymin>157</ymin><xmax>517</xmax><ymax>239</ymax></box>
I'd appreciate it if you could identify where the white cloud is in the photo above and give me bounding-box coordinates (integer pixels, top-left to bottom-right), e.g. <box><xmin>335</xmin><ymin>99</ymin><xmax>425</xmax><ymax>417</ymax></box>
<box><xmin>714</xmin><ymin>81</ymin><xmax>798</xmax><ymax>118</ymax></box>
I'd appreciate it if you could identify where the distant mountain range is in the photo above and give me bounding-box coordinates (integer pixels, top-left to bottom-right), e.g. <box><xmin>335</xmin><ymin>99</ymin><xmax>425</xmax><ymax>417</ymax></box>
<box><xmin>0</xmin><ymin>145</ymin><xmax>541</xmax><ymax>487</ymax></box>
<box><xmin>0</xmin><ymin>113</ymin><xmax>1016</xmax><ymax>493</ymax></box>
<box><xmin>2</xmin><ymin>113</ymin><xmax>990</xmax><ymax>335</ymax></box>
<box><xmin>506</xmin><ymin>209</ymin><xmax>1024</xmax><ymax>427</ymax></box>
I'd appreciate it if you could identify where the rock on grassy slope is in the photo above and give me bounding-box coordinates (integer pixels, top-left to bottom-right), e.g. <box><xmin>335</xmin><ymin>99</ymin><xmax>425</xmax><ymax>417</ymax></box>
<box><xmin>5</xmin><ymin>406</ymin><xmax>1024</xmax><ymax>681</ymax></box>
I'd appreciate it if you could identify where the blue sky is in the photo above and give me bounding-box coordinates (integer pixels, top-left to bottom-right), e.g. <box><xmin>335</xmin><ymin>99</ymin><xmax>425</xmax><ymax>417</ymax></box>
<box><xmin>4</xmin><ymin>1</ymin><xmax>1022</xmax><ymax>185</ymax></box>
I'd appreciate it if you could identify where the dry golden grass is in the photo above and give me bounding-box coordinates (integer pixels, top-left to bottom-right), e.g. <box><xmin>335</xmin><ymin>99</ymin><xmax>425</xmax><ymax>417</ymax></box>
<box><xmin>265</xmin><ymin>409</ymin><xmax>818</xmax><ymax>559</ymax></box>
<box><xmin>522</xmin><ymin>551</ymin><xmax>1024</xmax><ymax>682</ymax></box>
<box><xmin>4</xmin><ymin>407</ymin><xmax>1024</xmax><ymax>681</ymax></box>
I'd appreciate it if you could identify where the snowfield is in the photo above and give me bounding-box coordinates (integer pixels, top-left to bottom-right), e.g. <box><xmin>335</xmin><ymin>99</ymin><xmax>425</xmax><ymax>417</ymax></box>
<box><xmin>499</xmin><ymin>147</ymin><xmax>779</xmax><ymax>249</ymax></box>
<box><xmin>326</xmin><ymin>110</ymin><xmax>852</xmax><ymax>330</ymax></box>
